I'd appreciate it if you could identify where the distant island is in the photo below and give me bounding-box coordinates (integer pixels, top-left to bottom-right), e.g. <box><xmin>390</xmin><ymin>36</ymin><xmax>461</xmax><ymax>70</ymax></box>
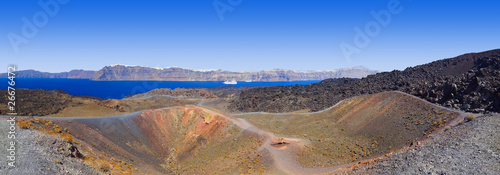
<box><xmin>0</xmin><ymin>69</ymin><xmax>97</xmax><ymax>79</ymax></box>
<box><xmin>1</xmin><ymin>64</ymin><xmax>378</xmax><ymax>81</ymax></box>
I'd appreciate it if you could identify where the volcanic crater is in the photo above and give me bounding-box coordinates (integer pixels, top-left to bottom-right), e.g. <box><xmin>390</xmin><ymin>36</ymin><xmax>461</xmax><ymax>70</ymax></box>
<box><xmin>43</xmin><ymin>91</ymin><xmax>467</xmax><ymax>174</ymax></box>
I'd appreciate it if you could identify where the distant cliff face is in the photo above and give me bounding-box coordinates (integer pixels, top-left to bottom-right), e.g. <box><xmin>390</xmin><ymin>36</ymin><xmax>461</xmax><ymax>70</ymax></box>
<box><xmin>0</xmin><ymin>65</ymin><xmax>378</xmax><ymax>81</ymax></box>
<box><xmin>91</xmin><ymin>65</ymin><xmax>378</xmax><ymax>81</ymax></box>
<box><xmin>0</xmin><ymin>69</ymin><xmax>96</xmax><ymax>79</ymax></box>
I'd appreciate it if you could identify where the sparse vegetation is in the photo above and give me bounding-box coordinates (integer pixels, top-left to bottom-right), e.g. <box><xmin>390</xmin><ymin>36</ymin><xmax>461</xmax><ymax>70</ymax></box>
<box><xmin>17</xmin><ymin>118</ymin><xmax>74</xmax><ymax>142</ymax></box>
<box><xmin>238</xmin><ymin>92</ymin><xmax>462</xmax><ymax>168</ymax></box>
<box><xmin>11</xmin><ymin>90</ymin><xmax>478</xmax><ymax>174</ymax></box>
<box><xmin>98</xmin><ymin>161</ymin><xmax>111</xmax><ymax>173</ymax></box>
<box><xmin>16</xmin><ymin>117</ymin><xmax>135</xmax><ymax>174</ymax></box>
<box><xmin>444</xmin><ymin>125</ymin><xmax>452</xmax><ymax>131</ymax></box>
<box><xmin>465</xmin><ymin>114</ymin><xmax>475</xmax><ymax>122</ymax></box>
<box><xmin>17</xmin><ymin>118</ymin><xmax>34</xmax><ymax>129</ymax></box>
<box><xmin>54</xmin><ymin>159</ymin><xmax>62</xmax><ymax>164</ymax></box>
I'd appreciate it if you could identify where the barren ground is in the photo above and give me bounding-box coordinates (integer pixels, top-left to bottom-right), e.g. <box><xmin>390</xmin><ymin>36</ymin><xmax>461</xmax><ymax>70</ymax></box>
<box><xmin>0</xmin><ymin>91</ymin><xmax>497</xmax><ymax>174</ymax></box>
<box><xmin>343</xmin><ymin>113</ymin><xmax>499</xmax><ymax>174</ymax></box>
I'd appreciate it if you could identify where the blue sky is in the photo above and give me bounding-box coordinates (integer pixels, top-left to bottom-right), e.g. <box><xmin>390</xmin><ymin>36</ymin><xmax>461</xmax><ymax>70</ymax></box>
<box><xmin>1</xmin><ymin>0</ymin><xmax>499</xmax><ymax>72</ymax></box>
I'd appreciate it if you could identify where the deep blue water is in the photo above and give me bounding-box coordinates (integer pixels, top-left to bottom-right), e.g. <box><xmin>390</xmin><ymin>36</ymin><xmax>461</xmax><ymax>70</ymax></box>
<box><xmin>1</xmin><ymin>78</ymin><xmax>320</xmax><ymax>99</ymax></box>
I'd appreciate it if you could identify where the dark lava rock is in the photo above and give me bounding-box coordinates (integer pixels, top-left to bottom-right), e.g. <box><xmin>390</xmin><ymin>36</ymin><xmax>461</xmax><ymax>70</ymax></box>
<box><xmin>230</xmin><ymin>49</ymin><xmax>500</xmax><ymax>113</ymax></box>
<box><xmin>0</xmin><ymin>89</ymin><xmax>96</xmax><ymax>116</ymax></box>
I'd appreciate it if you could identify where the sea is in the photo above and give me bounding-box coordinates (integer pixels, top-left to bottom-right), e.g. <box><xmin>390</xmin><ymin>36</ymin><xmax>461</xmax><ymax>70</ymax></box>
<box><xmin>1</xmin><ymin>78</ymin><xmax>320</xmax><ymax>99</ymax></box>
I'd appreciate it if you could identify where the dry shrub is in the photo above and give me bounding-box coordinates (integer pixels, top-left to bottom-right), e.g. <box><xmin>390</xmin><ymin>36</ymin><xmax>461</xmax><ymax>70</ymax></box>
<box><xmin>53</xmin><ymin>124</ymin><xmax>63</xmax><ymax>133</ymax></box>
<box><xmin>444</xmin><ymin>125</ymin><xmax>451</xmax><ymax>131</ymax></box>
<box><xmin>88</xmin><ymin>157</ymin><xmax>135</xmax><ymax>175</ymax></box>
<box><xmin>465</xmin><ymin>114</ymin><xmax>475</xmax><ymax>122</ymax></box>
<box><xmin>99</xmin><ymin>162</ymin><xmax>111</xmax><ymax>173</ymax></box>
<box><xmin>17</xmin><ymin>118</ymin><xmax>33</xmax><ymax>129</ymax></box>
<box><xmin>61</xmin><ymin>134</ymin><xmax>74</xmax><ymax>143</ymax></box>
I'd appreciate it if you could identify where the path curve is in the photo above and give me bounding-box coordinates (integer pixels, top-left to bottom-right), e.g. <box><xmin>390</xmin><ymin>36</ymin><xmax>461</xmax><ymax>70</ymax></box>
<box><xmin>199</xmin><ymin>107</ymin><xmax>351</xmax><ymax>174</ymax></box>
<box><xmin>28</xmin><ymin>91</ymin><xmax>469</xmax><ymax>175</ymax></box>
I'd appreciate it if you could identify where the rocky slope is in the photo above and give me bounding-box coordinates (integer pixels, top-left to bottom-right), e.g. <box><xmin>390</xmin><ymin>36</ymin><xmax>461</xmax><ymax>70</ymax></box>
<box><xmin>0</xmin><ymin>69</ymin><xmax>96</xmax><ymax>79</ymax></box>
<box><xmin>230</xmin><ymin>49</ymin><xmax>500</xmax><ymax>113</ymax></box>
<box><xmin>237</xmin><ymin>91</ymin><xmax>466</xmax><ymax>169</ymax></box>
<box><xmin>0</xmin><ymin>89</ymin><xmax>105</xmax><ymax>116</ymax></box>
<box><xmin>48</xmin><ymin>106</ymin><xmax>265</xmax><ymax>174</ymax></box>
<box><xmin>9</xmin><ymin>91</ymin><xmax>473</xmax><ymax>174</ymax></box>
<box><xmin>0</xmin><ymin>119</ymin><xmax>101</xmax><ymax>175</ymax></box>
<box><xmin>345</xmin><ymin>113</ymin><xmax>499</xmax><ymax>175</ymax></box>
<box><xmin>0</xmin><ymin>88</ymin><xmax>208</xmax><ymax>117</ymax></box>
<box><xmin>127</xmin><ymin>88</ymin><xmax>218</xmax><ymax>99</ymax></box>
<box><xmin>91</xmin><ymin>64</ymin><xmax>378</xmax><ymax>81</ymax></box>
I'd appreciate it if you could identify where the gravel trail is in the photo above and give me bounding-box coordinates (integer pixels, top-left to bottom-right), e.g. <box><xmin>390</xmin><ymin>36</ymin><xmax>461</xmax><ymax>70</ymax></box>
<box><xmin>345</xmin><ymin>113</ymin><xmax>499</xmax><ymax>175</ymax></box>
<box><xmin>0</xmin><ymin>117</ymin><xmax>101</xmax><ymax>175</ymax></box>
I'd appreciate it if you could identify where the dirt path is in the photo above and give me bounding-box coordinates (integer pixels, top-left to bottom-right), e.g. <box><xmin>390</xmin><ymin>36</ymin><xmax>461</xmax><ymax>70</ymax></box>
<box><xmin>8</xmin><ymin>91</ymin><xmax>481</xmax><ymax>174</ymax></box>
<box><xmin>210</xmin><ymin>91</ymin><xmax>473</xmax><ymax>174</ymax></box>
<box><xmin>230</xmin><ymin>100</ymin><xmax>345</xmax><ymax>117</ymax></box>
<box><xmin>197</xmin><ymin>99</ymin><xmax>204</xmax><ymax>106</ymax></box>
<box><xmin>200</xmin><ymin>107</ymin><xmax>351</xmax><ymax>174</ymax></box>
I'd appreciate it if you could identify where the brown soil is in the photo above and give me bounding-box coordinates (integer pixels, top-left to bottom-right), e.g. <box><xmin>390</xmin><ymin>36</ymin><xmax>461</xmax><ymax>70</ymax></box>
<box><xmin>27</xmin><ymin>91</ymin><xmax>466</xmax><ymax>174</ymax></box>
<box><xmin>47</xmin><ymin>106</ymin><xmax>265</xmax><ymax>174</ymax></box>
<box><xmin>236</xmin><ymin>91</ymin><xmax>465</xmax><ymax>169</ymax></box>
<box><xmin>0</xmin><ymin>89</ymin><xmax>104</xmax><ymax>116</ymax></box>
<box><xmin>0</xmin><ymin>88</ymin><xmax>206</xmax><ymax>117</ymax></box>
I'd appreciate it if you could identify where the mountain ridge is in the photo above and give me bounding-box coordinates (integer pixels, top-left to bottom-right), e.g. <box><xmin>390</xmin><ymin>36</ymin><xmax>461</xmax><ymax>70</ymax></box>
<box><xmin>1</xmin><ymin>65</ymin><xmax>378</xmax><ymax>81</ymax></box>
<box><xmin>91</xmin><ymin>65</ymin><xmax>379</xmax><ymax>81</ymax></box>
<box><xmin>0</xmin><ymin>69</ymin><xmax>96</xmax><ymax>79</ymax></box>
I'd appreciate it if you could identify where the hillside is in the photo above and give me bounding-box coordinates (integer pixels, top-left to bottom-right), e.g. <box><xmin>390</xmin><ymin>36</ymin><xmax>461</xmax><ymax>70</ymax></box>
<box><xmin>9</xmin><ymin>91</ymin><xmax>466</xmax><ymax>174</ymax></box>
<box><xmin>0</xmin><ymin>69</ymin><xmax>96</xmax><ymax>79</ymax></box>
<box><xmin>230</xmin><ymin>49</ymin><xmax>500</xmax><ymax>113</ymax></box>
<box><xmin>236</xmin><ymin>91</ymin><xmax>465</xmax><ymax>169</ymax></box>
<box><xmin>0</xmin><ymin>89</ymin><xmax>105</xmax><ymax>116</ymax></box>
<box><xmin>346</xmin><ymin>113</ymin><xmax>499</xmax><ymax>174</ymax></box>
<box><xmin>0</xmin><ymin>65</ymin><xmax>378</xmax><ymax>82</ymax></box>
<box><xmin>48</xmin><ymin>107</ymin><xmax>265</xmax><ymax>174</ymax></box>
<box><xmin>91</xmin><ymin>65</ymin><xmax>378</xmax><ymax>81</ymax></box>
<box><xmin>0</xmin><ymin>88</ymin><xmax>206</xmax><ymax>117</ymax></box>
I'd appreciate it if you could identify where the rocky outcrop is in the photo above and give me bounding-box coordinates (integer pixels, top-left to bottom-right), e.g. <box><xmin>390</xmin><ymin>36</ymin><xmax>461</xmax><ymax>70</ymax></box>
<box><xmin>91</xmin><ymin>65</ymin><xmax>378</xmax><ymax>81</ymax></box>
<box><xmin>65</xmin><ymin>70</ymin><xmax>97</xmax><ymax>78</ymax></box>
<box><xmin>0</xmin><ymin>69</ymin><xmax>96</xmax><ymax>79</ymax></box>
<box><xmin>230</xmin><ymin>49</ymin><xmax>500</xmax><ymax>113</ymax></box>
<box><xmin>129</xmin><ymin>88</ymin><xmax>218</xmax><ymax>99</ymax></box>
<box><xmin>0</xmin><ymin>89</ymin><xmax>102</xmax><ymax>116</ymax></box>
